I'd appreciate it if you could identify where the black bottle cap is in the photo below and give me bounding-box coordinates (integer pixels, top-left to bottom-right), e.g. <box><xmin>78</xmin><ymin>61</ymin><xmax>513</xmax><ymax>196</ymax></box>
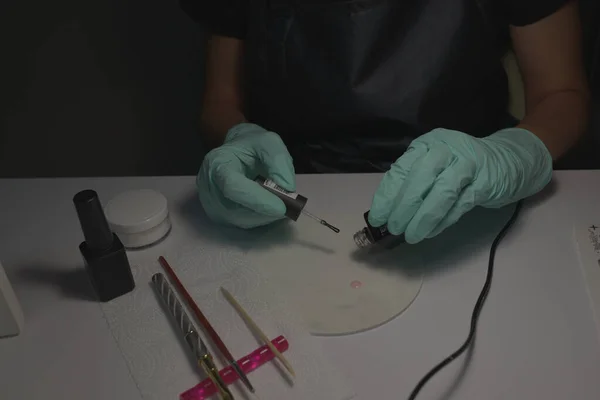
<box><xmin>73</xmin><ymin>190</ymin><xmax>114</xmax><ymax>251</ymax></box>
<box><xmin>255</xmin><ymin>175</ymin><xmax>308</xmax><ymax>221</ymax></box>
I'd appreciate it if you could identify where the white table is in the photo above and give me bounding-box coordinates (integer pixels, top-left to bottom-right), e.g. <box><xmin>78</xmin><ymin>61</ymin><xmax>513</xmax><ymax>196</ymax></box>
<box><xmin>1</xmin><ymin>172</ymin><xmax>600</xmax><ymax>400</ymax></box>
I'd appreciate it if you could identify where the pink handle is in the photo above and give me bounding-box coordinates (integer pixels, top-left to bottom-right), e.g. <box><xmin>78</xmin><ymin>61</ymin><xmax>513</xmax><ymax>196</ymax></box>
<box><xmin>180</xmin><ymin>336</ymin><xmax>289</xmax><ymax>400</ymax></box>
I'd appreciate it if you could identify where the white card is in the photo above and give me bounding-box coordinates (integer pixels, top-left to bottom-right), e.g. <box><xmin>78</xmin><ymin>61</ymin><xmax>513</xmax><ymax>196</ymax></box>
<box><xmin>0</xmin><ymin>261</ymin><xmax>24</xmax><ymax>338</ymax></box>
<box><xmin>574</xmin><ymin>224</ymin><xmax>600</xmax><ymax>338</ymax></box>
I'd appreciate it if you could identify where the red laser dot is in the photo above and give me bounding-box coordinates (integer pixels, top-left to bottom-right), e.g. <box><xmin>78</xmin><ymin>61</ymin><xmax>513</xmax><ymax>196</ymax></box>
<box><xmin>350</xmin><ymin>280</ymin><xmax>362</xmax><ymax>289</ymax></box>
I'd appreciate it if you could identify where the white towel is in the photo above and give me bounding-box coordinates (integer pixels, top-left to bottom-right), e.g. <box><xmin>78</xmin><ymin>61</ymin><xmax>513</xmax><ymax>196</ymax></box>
<box><xmin>101</xmin><ymin>243</ymin><xmax>355</xmax><ymax>400</ymax></box>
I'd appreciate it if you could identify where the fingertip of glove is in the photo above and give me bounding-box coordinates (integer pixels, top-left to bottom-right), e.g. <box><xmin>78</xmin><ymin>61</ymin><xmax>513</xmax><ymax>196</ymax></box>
<box><xmin>386</xmin><ymin>221</ymin><xmax>404</xmax><ymax>236</ymax></box>
<box><xmin>269</xmin><ymin>156</ymin><xmax>296</xmax><ymax>191</ymax></box>
<box><xmin>403</xmin><ymin>228</ymin><xmax>424</xmax><ymax>245</ymax></box>
<box><xmin>262</xmin><ymin>198</ymin><xmax>287</xmax><ymax>217</ymax></box>
<box><xmin>367</xmin><ymin>211</ymin><xmax>386</xmax><ymax>228</ymax></box>
<box><xmin>245</xmin><ymin>184</ymin><xmax>288</xmax><ymax>217</ymax></box>
<box><xmin>272</xmin><ymin>174</ymin><xmax>296</xmax><ymax>192</ymax></box>
<box><xmin>404</xmin><ymin>235</ymin><xmax>421</xmax><ymax>245</ymax></box>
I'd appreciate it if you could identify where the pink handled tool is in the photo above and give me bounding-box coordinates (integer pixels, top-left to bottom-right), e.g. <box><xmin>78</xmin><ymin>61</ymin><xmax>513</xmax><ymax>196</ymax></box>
<box><xmin>180</xmin><ymin>336</ymin><xmax>289</xmax><ymax>400</ymax></box>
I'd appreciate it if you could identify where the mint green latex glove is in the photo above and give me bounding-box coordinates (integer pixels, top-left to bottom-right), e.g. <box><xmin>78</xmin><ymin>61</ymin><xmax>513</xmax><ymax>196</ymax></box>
<box><xmin>197</xmin><ymin>123</ymin><xmax>296</xmax><ymax>229</ymax></box>
<box><xmin>368</xmin><ymin>128</ymin><xmax>553</xmax><ymax>243</ymax></box>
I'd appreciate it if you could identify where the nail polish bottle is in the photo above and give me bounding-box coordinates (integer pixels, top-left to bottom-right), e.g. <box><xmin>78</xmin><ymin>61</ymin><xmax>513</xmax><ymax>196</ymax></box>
<box><xmin>254</xmin><ymin>175</ymin><xmax>307</xmax><ymax>221</ymax></box>
<box><xmin>353</xmin><ymin>211</ymin><xmax>406</xmax><ymax>249</ymax></box>
<box><xmin>73</xmin><ymin>190</ymin><xmax>135</xmax><ymax>302</ymax></box>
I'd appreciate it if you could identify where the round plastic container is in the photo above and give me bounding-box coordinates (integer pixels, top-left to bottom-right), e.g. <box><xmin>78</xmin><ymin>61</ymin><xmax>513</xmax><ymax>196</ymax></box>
<box><xmin>104</xmin><ymin>189</ymin><xmax>171</xmax><ymax>249</ymax></box>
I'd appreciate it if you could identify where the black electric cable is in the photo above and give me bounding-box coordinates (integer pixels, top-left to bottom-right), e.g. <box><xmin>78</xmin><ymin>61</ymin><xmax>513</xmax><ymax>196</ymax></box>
<box><xmin>407</xmin><ymin>200</ymin><xmax>524</xmax><ymax>400</ymax></box>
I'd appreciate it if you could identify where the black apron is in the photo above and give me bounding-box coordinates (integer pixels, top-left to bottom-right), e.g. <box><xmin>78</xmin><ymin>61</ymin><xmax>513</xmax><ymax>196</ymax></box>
<box><xmin>243</xmin><ymin>0</ymin><xmax>512</xmax><ymax>173</ymax></box>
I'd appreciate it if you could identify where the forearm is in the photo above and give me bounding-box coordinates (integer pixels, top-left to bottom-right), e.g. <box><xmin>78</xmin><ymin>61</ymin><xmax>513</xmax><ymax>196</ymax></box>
<box><xmin>517</xmin><ymin>88</ymin><xmax>589</xmax><ymax>160</ymax></box>
<box><xmin>509</xmin><ymin>1</ymin><xmax>589</xmax><ymax>161</ymax></box>
<box><xmin>201</xmin><ymin>35</ymin><xmax>246</xmax><ymax>149</ymax></box>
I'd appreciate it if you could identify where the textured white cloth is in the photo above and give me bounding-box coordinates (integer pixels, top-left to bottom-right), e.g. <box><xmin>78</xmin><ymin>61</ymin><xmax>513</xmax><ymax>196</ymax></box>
<box><xmin>101</xmin><ymin>243</ymin><xmax>355</xmax><ymax>400</ymax></box>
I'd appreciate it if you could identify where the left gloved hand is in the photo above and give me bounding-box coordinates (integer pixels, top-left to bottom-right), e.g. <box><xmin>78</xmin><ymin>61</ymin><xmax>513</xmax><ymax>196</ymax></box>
<box><xmin>368</xmin><ymin>127</ymin><xmax>553</xmax><ymax>243</ymax></box>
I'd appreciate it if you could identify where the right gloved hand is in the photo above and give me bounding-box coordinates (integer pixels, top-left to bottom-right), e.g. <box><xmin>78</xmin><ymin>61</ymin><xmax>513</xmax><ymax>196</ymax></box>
<box><xmin>197</xmin><ymin>123</ymin><xmax>296</xmax><ymax>229</ymax></box>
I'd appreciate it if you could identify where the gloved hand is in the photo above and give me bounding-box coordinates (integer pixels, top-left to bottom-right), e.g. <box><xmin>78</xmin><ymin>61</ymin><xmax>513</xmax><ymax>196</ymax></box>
<box><xmin>197</xmin><ymin>123</ymin><xmax>296</xmax><ymax>229</ymax></box>
<box><xmin>368</xmin><ymin>127</ymin><xmax>553</xmax><ymax>243</ymax></box>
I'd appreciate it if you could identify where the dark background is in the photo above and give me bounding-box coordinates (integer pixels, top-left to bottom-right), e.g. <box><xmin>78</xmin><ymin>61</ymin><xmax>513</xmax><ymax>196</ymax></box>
<box><xmin>0</xmin><ymin>0</ymin><xmax>598</xmax><ymax>177</ymax></box>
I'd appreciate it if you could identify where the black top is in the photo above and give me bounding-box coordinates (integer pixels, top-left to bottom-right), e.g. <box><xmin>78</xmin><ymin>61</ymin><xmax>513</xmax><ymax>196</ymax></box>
<box><xmin>182</xmin><ymin>0</ymin><xmax>572</xmax><ymax>39</ymax></box>
<box><xmin>182</xmin><ymin>0</ymin><xmax>573</xmax><ymax>173</ymax></box>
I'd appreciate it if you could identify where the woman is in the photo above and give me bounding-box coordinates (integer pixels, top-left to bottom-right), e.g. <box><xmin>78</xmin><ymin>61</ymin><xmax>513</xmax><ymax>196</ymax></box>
<box><xmin>185</xmin><ymin>0</ymin><xmax>589</xmax><ymax>243</ymax></box>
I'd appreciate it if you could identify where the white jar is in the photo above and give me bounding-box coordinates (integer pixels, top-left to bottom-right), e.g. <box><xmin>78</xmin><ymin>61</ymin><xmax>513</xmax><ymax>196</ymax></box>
<box><xmin>104</xmin><ymin>189</ymin><xmax>171</xmax><ymax>249</ymax></box>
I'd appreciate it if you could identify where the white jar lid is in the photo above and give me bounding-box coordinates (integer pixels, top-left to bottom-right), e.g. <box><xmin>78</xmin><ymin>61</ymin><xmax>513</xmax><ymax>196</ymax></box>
<box><xmin>104</xmin><ymin>189</ymin><xmax>169</xmax><ymax>235</ymax></box>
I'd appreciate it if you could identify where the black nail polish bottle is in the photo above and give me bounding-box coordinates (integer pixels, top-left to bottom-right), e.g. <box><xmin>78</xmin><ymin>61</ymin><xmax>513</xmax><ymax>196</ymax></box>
<box><xmin>353</xmin><ymin>211</ymin><xmax>406</xmax><ymax>249</ymax></box>
<box><xmin>73</xmin><ymin>190</ymin><xmax>135</xmax><ymax>302</ymax></box>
